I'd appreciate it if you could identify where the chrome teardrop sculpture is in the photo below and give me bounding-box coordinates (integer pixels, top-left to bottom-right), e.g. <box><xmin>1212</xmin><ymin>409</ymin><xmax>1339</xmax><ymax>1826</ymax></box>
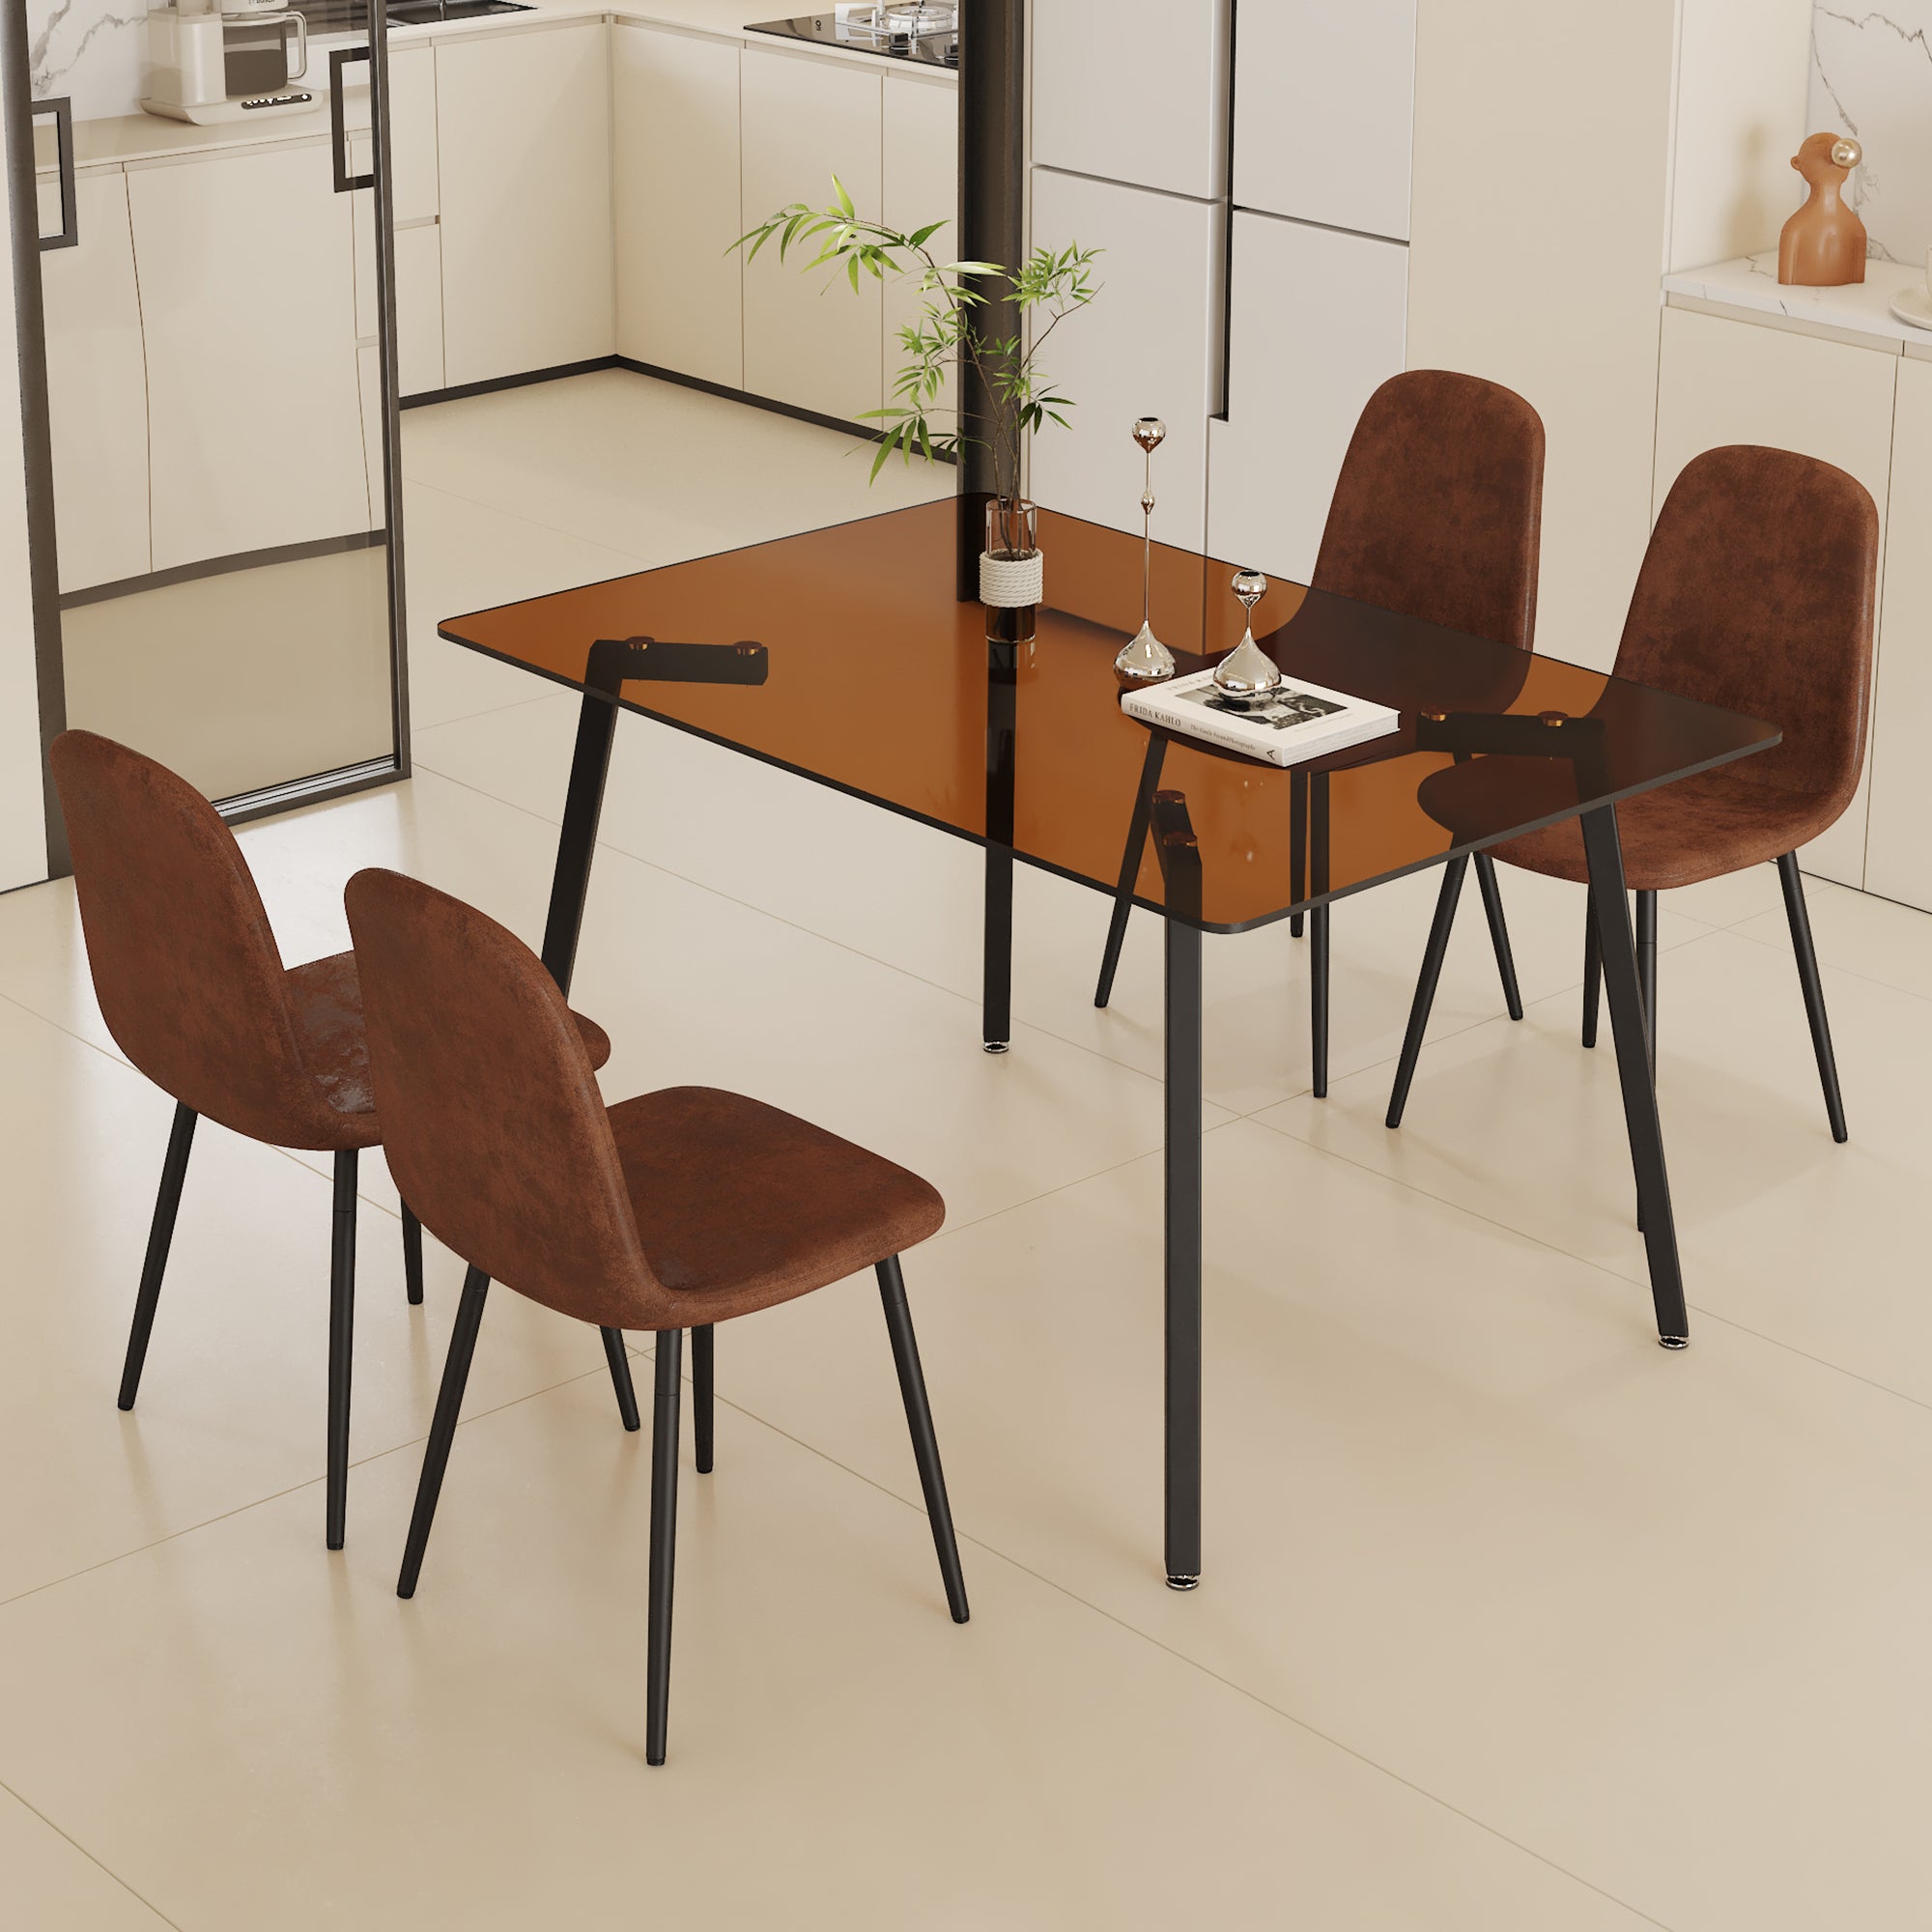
<box><xmin>1213</xmin><ymin>568</ymin><xmax>1282</xmax><ymax>703</ymax></box>
<box><xmin>1115</xmin><ymin>416</ymin><xmax>1177</xmax><ymax>685</ymax></box>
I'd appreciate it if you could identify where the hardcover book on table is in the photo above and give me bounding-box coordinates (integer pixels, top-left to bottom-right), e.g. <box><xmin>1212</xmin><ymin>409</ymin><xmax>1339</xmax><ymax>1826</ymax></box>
<box><xmin>1121</xmin><ymin>668</ymin><xmax>1402</xmax><ymax>768</ymax></box>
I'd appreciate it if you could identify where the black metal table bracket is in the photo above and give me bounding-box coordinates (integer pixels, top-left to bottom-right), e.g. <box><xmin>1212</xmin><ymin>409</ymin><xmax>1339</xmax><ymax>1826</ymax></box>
<box><xmin>538</xmin><ymin>637</ymin><xmax>767</xmax><ymax>993</ymax></box>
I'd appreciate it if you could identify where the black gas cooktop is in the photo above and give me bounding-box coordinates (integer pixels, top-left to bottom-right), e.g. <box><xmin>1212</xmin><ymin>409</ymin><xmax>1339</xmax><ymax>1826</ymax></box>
<box><xmin>292</xmin><ymin>0</ymin><xmax>531</xmax><ymax>31</ymax></box>
<box><xmin>748</xmin><ymin>7</ymin><xmax>958</xmax><ymax>70</ymax></box>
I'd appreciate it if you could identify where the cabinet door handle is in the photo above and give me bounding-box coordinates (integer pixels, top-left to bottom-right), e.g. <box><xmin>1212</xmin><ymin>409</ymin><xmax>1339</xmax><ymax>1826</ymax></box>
<box><xmin>329</xmin><ymin>46</ymin><xmax>376</xmax><ymax>194</ymax></box>
<box><xmin>33</xmin><ymin>96</ymin><xmax>77</xmax><ymax>251</ymax></box>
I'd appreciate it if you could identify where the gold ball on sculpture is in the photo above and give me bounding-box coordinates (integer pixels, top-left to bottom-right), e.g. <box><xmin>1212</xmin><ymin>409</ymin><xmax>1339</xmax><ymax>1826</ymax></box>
<box><xmin>1132</xmin><ymin>416</ymin><xmax>1167</xmax><ymax>454</ymax></box>
<box><xmin>1831</xmin><ymin>137</ymin><xmax>1861</xmax><ymax>170</ymax></box>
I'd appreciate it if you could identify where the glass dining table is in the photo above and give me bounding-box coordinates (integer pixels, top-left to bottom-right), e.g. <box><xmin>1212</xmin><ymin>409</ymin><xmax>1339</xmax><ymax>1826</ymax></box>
<box><xmin>440</xmin><ymin>497</ymin><xmax>1780</xmax><ymax>1590</ymax></box>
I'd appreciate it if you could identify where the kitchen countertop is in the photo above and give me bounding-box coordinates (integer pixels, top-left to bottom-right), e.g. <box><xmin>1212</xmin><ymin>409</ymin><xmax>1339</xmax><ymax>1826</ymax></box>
<box><xmin>1663</xmin><ymin>252</ymin><xmax>1932</xmax><ymax>361</ymax></box>
<box><xmin>35</xmin><ymin>0</ymin><xmax>952</xmax><ymax>175</ymax></box>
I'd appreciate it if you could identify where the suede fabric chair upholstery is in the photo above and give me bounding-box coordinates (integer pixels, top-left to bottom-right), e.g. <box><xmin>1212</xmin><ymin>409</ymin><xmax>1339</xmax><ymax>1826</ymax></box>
<box><xmin>46</xmin><ymin>729</ymin><xmax>614</xmax><ymax>1548</ymax></box>
<box><xmin>1094</xmin><ymin>369</ymin><xmax>1548</xmax><ymax>1104</ymax></box>
<box><xmin>1314</xmin><ymin>368</ymin><xmax>1546</xmax><ymax>656</ymax></box>
<box><xmin>50</xmin><ymin>732</ymin><xmax>611</xmax><ymax>1148</ymax></box>
<box><xmin>344</xmin><ymin>867</ymin><xmax>944</xmax><ymax>1331</ymax></box>
<box><xmin>1400</xmin><ymin>444</ymin><xmax>1876</xmax><ymax>1143</ymax></box>
<box><xmin>1419</xmin><ymin>443</ymin><xmax>1877</xmax><ymax>888</ymax></box>
<box><xmin>344</xmin><ymin>867</ymin><xmax>965</xmax><ymax>1764</ymax></box>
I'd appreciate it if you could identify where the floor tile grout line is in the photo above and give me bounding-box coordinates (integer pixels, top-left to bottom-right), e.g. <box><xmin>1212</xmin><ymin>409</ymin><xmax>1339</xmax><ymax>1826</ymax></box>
<box><xmin>399</xmin><ymin>472</ymin><xmax>667</xmax><ymax>570</ymax></box>
<box><xmin>1239</xmin><ymin>1101</ymin><xmax>1932</xmax><ymax>1418</ymax></box>
<box><xmin>406</xmin><ymin>744</ymin><xmax>1611</xmax><ymax>1121</ymax></box>
<box><xmin>0</xmin><ymin>1362</ymin><xmax>614</xmax><ymax>1617</ymax></box>
<box><xmin>403</xmin><ymin>751</ymin><xmax>1248</xmax><ymax>1112</ymax></box>
<box><xmin>13</xmin><ymin>901</ymin><xmax>1931</xmax><ymax>1419</ymax></box>
<box><xmin>0</xmin><ymin>984</ymin><xmax>422</xmax><ymax>1223</ymax></box>
<box><xmin>407</xmin><ymin>736</ymin><xmax>1755</xmax><ymax>1123</ymax></box>
<box><xmin>0</xmin><ymin>1774</ymin><xmax>187</xmax><ymax>1931</ymax></box>
<box><xmin>681</xmin><ymin>1381</ymin><xmax>1680</xmax><ymax>1932</ymax></box>
<box><xmin>1718</xmin><ymin>907</ymin><xmax>1932</xmax><ymax>1009</ymax></box>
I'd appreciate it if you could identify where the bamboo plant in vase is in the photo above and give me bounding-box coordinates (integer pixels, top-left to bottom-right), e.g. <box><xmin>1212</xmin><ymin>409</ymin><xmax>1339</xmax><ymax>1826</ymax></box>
<box><xmin>736</xmin><ymin>179</ymin><xmax>1100</xmax><ymax>609</ymax></box>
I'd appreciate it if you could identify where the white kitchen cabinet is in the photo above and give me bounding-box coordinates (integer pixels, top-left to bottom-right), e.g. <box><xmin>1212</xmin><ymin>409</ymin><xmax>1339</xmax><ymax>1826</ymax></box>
<box><xmin>1207</xmin><ymin>209</ymin><xmax>1408</xmax><ymax>582</ymax></box>
<box><xmin>1235</xmin><ymin>0</ymin><xmax>1415</xmax><ymax>242</ymax></box>
<box><xmin>1031</xmin><ymin>0</ymin><xmax>1231</xmax><ymax>201</ymax></box>
<box><xmin>128</xmin><ymin>140</ymin><xmax>371</xmax><ymax>571</ymax></box>
<box><xmin>38</xmin><ymin>168</ymin><xmax>151</xmax><ymax>594</ymax></box>
<box><xmin>741</xmin><ymin>46</ymin><xmax>883</xmax><ymax>424</ymax></box>
<box><xmin>1653</xmin><ymin>304</ymin><xmax>1898</xmax><ymax>889</ymax></box>
<box><xmin>437</xmin><ymin>22</ymin><xmax>614</xmax><ymax>387</ymax></box>
<box><xmin>613</xmin><ymin>22</ymin><xmax>743</xmax><ymax>389</ymax></box>
<box><xmin>1027</xmin><ymin>167</ymin><xmax>1223</xmax><ymax>551</ymax></box>
<box><xmin>349</xmin><ymin>127</ymin><xmax>445</xmax><ymax>397</ymax></box>
<box><xmin>1862</xmin><ymin>355</ymin><xmax>1932</xmax><ymax>910</ymax></box>
<box><xmin>339</xmin><ymin>43</ymin><xmax>439</xmax><ymax>224</ymax></box>
<box><xmin>882</xmin><ymin>71</ymin><xmax>957</xmax><ymax>430</ymax></box>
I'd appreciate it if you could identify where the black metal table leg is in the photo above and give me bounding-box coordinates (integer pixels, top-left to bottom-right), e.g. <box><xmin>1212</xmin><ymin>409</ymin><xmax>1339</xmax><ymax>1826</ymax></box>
<box><xmin>540</xmin><ymin>687</ymin><xmax>622</xmax><ymax>995</ymax></box>
<box><xmin>1153</xmin><ymin>791</ymin><xmax>1204</xmax><ymax>1589</ymax></box>
<box><xmin>1309</xmin><ymin>771</ymin><xmax>1331</xmax><ymax>1098</ymax></box>
<box><xmin>1094</xmin><ymin>731</ymin><xmax>1168</xmax><ymax>1009</ymax></box>
<box><xmin>983</xmin><ymin>611</ymin><xmax>1025</xmax><ymax>1053</ymax></box>
<box><xmin>539</xmin><ymin>683</ymin><xmax>639</xmax><ymax>1417</ymax></box>
<box><xmin>1579</xmin><ymin>807</ymin><xmax>1690</xmax><ymax>1348</ymax></box>
<box><xmin>1289</xmin><ymin>768</ymin><xmax>1308</xmax><ymax>941</ymax></box>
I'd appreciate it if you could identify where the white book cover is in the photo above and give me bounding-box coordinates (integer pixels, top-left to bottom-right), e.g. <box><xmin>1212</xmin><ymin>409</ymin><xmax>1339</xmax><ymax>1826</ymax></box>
<box><xmin>1120</xmin><ymin>668</ymin><xmax>1402</xmax><ymax>768</ymax></box>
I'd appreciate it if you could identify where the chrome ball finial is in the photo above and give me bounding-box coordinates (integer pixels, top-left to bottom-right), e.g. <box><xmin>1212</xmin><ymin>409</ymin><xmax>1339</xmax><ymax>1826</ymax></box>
<box><xmin>1132</xmin><ymin>415</ymin><xmax>1167</xmax><ymax>455</ymax></box>
<box><xmin>1214</xmin><ymin>568</ymin><xmax>1282</xmax><ymax>704</ymax></box>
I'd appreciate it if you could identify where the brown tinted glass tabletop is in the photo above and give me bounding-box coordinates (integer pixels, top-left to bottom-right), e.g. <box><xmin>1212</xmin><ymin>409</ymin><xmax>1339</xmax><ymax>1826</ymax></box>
<box><xmin>439</xmin><ymin>500</ymin><xmax>1779</xmax><ymax>933</ymax></box>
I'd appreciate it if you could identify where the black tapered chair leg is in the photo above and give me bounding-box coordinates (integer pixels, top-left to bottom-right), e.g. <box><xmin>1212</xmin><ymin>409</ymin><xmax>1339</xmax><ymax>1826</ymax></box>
<box><xmin>119</xmin><ymin>1102</ymin><xmax>197</xmax><ymax>1411</ymax></box>
<box><xmin>1095</xmin><ymin>731</ymin><xmax>1167</xmax><ymax>1009</ymax></box>
<box><xmin>603</xmin><ymin>1327</ymin><xmax>641</xmax><ymax>1431</ymax></box>
<box><xmin>1473</xmin><ymin>852</ymin><xmax>1524</xmax><ymax>1021</ymax></box>
<box><xmin>646</xmin><ymin>1328</ymin><xmax>684</xmax><ymax>1767</ymax></box>
<box><xmin>1632</xmin><ymin>891</ymin><xmax>1659</xmax><ymax>1236</ymax></box>
<box><xmin>326</xmin><ymin>1148</ymin><xmax>358</xmax><ymax>1550</ymax></box>
<box><xmin>1777</xmin><ymin>852</ymin><xmax>1849</xmax><ymax>1143</ymax></box>
<box><xmin>691</xmin><ymin>1323</ymin><xmax>715</xmax><ymax>1473</ymax></box>
<box><xmin>1634</xmin><ymin>889</ymin><xmax>1659</xmax><ymax>1074</ymax></box>
<box><xmin>1386</xmin><ymin>856</ymin><xmax>1468</xmax><ymax>1129</ymax></box>
<box><xmin>1581</xmin><ymin>900</ymin><xmax>1602</xmax><ymax>1048</ymax></box>
<box><xmin>397</xmin><ymin>1265</ymin><xmax>491</xmax><ymax>1599</ymax></box>
<box><xmin>401</xmin><ymin>1203</ymin><xmax>424</xmax><ymax>1307</ymax></box>
<box><xmin>1309</xmin><ymin>904</ymin><xmax>1331</xmax><ymax>1098</ymax></box>
<box><xmin>877</xmin><ymin>1256</ymin><xmax>970</xmax><ymax>1624</ymax></box>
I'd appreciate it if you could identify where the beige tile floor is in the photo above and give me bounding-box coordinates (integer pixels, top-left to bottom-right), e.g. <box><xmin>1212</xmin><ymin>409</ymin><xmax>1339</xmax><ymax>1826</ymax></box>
<box><xmin>0</xmin><ymin>371</ymin><xmax>1925</xmax><ymax>1927</ymax></box>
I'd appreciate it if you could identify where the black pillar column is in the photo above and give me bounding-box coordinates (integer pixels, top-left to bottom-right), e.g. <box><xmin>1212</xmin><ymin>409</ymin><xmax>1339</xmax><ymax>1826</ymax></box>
<box><xmin>957</xmin><ymin>0</ymin><xmax>1026</xmax><ymax>600</ymax></box>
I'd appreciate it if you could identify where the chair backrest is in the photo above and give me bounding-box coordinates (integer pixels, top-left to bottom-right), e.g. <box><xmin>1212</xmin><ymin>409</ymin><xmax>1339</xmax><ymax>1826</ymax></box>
<box><xmin>1313</xmin><ymin>369</ymin><xmax>1547</xmax><ymax>651</ymax></box>
<box><xmin>343</xmin><ymin>867</ymin><xmax>659</xmax><ymax>1326</ymax></box>
<box><xmin>48</xmin><ymin>730</ymin><xmax>331</xmax><ymax>1147</ymax></box>
<box><xmin>1616</xmin><ymin>445</ymin><xmax>1878</xmax><ymax>808</ymax></box>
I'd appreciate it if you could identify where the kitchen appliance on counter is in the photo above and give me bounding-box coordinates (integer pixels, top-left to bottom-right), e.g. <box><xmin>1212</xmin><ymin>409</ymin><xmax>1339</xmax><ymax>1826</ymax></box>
<box><xmin>748</xmin><ymin>5</ymin><xmax>958</xmax><ymax>69</ymax></box>
<box><xmin>288</xmin><ymin>0</ymin><xmax>533</xmax><ymax>30</ymax></box>
<box><xmin>141</xmin><ymin>0</ymin><xmax>318</xmax><ymax>124</ymax></box>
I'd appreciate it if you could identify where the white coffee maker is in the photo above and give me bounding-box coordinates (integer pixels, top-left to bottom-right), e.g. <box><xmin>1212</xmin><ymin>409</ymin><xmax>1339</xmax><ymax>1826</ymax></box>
<box><xmin>142</xmin><ymin>0</ymin><xmax>318</xmax><ymax>125</ymax></box>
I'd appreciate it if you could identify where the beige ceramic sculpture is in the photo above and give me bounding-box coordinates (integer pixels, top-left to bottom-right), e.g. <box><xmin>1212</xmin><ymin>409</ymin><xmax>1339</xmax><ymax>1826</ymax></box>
<box><xmin>1779</xmin><ymin>132</ymin><xmax>1867</xmax><ymax>286</ymax></box>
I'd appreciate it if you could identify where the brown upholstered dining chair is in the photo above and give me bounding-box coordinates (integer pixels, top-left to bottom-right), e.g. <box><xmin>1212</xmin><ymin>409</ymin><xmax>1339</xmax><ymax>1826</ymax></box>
<box><xmin>1094</xmin><ymin>369</ymin><xmax>1546</xmax><ymax>1097</ymax></box>
<box><xmin>344</xmin><ymin>867</ymin><xmax>969</xmax><ymax>1766</ymax></box>
<box><xmin>1392</xmin><ymin>443</ymin><xmax>1878</xmax><ymax>1139</ymax></box>
<box><xmin>48</xmin><ymin>730</ymin><xmax>625</xmax><ymax>1549</ymax></box>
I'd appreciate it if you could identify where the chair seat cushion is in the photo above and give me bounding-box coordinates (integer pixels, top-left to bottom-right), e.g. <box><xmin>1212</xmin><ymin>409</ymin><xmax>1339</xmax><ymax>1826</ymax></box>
<box><xmin>1413</xmin><ymin>758</ymin><xmax>1838</xmax><ymax>892</ymax></box>
<box><xmin>285</xmin><ymin>951</ymin><xmax>612</xmax><ymax>1147</ymax></box>
<box><xmin>609</xmin><ymin>1085</ymin><xmax>946</xmax><ymax>1323</ymax></box>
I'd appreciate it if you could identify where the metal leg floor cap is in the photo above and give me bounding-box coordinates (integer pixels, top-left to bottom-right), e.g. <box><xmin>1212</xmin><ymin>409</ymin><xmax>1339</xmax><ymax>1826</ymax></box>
<box><xmin>1165</xmin><ymin>1574</ymin><xmax>1201</xmax><ymax>1591</ymax></box>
